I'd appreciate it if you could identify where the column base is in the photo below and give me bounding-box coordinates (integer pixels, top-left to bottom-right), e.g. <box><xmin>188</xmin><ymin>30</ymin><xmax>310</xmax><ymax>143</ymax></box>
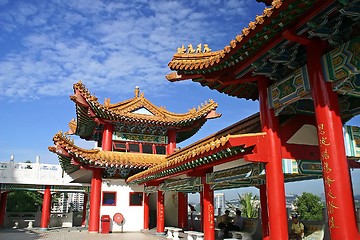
<box><xmin>88</xmin><ymin>231</ymin><xmax>99</xmax><ymax>234</ymax></box>
<box><xmin>39</xmin><ymin>228</ymin><xmax>48</xmax><ymax>231</ymax></box>
<box><xmin>156</xmin><ymin>232</ymin><xmax>166</xmax><ymax>235</ymax></box>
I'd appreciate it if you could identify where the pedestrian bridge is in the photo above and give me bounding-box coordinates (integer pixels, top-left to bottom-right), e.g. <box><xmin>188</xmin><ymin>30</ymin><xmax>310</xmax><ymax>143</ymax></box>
<box><xmin>0</xmin><ymin>159</ymin><xmax>90</xmax><ymax>192</ymax></box>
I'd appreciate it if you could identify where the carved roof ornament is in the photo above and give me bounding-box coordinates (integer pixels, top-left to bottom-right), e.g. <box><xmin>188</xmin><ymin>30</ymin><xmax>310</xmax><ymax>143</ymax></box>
<box><xmin>134</xmin><ymin>86</ymin><xmax>140</xmax><ymax>98</ymax></box>
<box><xmin>177</xmin><ymin>45</ymin><xmax>186</xmax><ymax>54</ymax></box>
<box><xmin>104</xmin><ymin>98</ymin><xmax>111</xmax><ymax>107</ymax></box>
<box><xmin>272</xmin><ymin>0</ymin><xmax>282</xmax><ymax>8</ymax></box>
<box><xmin>177</xmin><ymin>44</ymin><xmax>212</xmax><ymax>54</ymax></box>
<box><xmin>167</xmin><ymin>1</ymin><xmax>283</xmax><ymax>73</ymax></box>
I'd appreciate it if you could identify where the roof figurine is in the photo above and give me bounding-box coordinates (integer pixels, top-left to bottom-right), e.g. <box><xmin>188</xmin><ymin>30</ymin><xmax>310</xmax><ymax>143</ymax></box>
<box><xmin>177</xmin><ymin>43</ymin><xmax>212</xmax><ymax>54</ymax></box>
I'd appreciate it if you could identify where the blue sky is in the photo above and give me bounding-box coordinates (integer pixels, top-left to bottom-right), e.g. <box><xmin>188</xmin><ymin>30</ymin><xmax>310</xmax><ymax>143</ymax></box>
<box><xmin>0</xmin><ymin>0</ymin><xmax>359</xmax><ymax>198</ymax></box>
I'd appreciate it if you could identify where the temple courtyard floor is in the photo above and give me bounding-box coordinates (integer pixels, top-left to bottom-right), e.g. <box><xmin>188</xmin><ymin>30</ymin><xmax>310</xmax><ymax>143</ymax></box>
<box><xmin>0</xmin><ymin>227</ymin><xmax>171</xmax><ymax>240</ymax></box>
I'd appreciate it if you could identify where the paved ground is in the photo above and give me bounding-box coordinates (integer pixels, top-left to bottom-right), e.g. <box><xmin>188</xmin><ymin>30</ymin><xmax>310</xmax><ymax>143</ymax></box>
<box><xmin>0</xmin><ymin>227</ymin><xmax>170</xmax><ymax>240</ymax></box>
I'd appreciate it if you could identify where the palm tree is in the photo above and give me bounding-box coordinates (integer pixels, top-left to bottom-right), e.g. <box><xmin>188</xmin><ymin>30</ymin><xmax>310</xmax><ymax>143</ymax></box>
<box><xmin>226</xmin><ymin>193</ymin><xmax>259</xmax><ymax>218</ymax></box>
<box><xmin>239</xmin><ymin>193</ymin><xmax>259</xmax><ymax>218</ymax></box>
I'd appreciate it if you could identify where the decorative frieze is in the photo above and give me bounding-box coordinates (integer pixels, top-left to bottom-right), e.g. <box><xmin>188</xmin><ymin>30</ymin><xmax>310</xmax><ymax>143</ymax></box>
<box><xmin>268</xmin><ymin>66</ymin><xmax>311</xmax><ymax>115</ymax></box>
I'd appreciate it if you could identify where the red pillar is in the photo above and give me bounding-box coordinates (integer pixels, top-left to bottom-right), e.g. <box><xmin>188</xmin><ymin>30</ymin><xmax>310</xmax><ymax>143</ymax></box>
<box><xmin>40</xmin><ymin>186</ymin><xmax>52</xmax><ymax>230</ymax></box>
<box><xmin>259</xmin><ymin>185</ymin><xmax>269</xmax><ymax>240</ymax></box>
<box><xmin>167</xmin><ymin>129</ymin><xmax>176</xmax><ymax>154</ymax></box>
<box><xmin>200</xmin><ymin>191</ymin><xmax>204</xmax><ymax>231</ymax></box>
<box><xmin>307</xmin><ymin>41</ymin><xmax>359</xmax><ymax>240</ymax></box>
<box><xmin>81</xmin><ymin>193</ymin><xmax>88</xmax><ymax>227</ymax></box>
<box><xmin>178</xmin><ymin>192</ymin><xmax>188</xmax><ymax>229</ymax></box>
<box><xmin>102</xmin><ymin>124</ymin><xmax>113</xmax><ymax>151</ymax></box>
<box><xmin>156</xmin><ymin>190</ymin><xmax>165</xmax><ymax>234</ymax></box>
<box><xmin>88</xmin><ymin>168</ymin><xmax>102</xmax><ymax>233</ymax></box>
<box><xmin>144</xmin><ymin>193</ymin><xmax>149</xmax><ymax>230</ymax></box>
<box><xmin>258</xmin><ymin>77</ymin><xmax>288</xmax><ymax>240</ymax></box>
<box><xmin>202</xmin><ymin>176</ymin><xmax>215</xmax><ymax>240</ymax></box>
<box><xmin>0</xmin><ymin>192</ymin><xmax>8</xmax><ymax>227</ymax></box>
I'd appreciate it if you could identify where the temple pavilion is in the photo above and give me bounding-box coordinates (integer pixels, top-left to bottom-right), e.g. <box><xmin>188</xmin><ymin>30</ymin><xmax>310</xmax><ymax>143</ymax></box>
<box><xmin>164</xmin><ymin>0</ymin><xmax>360</xmax><ymax>239</ymax></box>
<box><xmin>48</xmin><ymin>81</ymin><xmax>221</xmax><ymax>233</ymax></box>
<box><xmin>46</xmin><ymin>0</ymin><xmax>360</xmax><ymax>240</ymax></box>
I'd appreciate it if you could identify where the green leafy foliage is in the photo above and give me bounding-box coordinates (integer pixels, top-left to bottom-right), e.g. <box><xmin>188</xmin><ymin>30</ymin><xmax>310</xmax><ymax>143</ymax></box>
<box><xmin>293</xmin><ymin>192</ymin><xmax>324</xmax><ymax>221</ymax></box>
<box><xmin>240</xmin><ymin>193</ymin><xmax>259</xmax><ymax>218</ymax></box>
<box><xmin>6</xmin><ymin>191</ymin><xmax>43</xmax><ymax>212</ymax></box>
<box><xmin>226</xmin><ymin>192</ymin><xmax>259</xmax><ymax>218</ymax></box>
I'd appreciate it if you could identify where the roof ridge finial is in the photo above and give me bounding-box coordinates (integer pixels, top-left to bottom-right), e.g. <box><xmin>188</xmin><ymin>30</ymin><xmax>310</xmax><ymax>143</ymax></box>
<box><xmin>135</xmin><ymin>86</ymin><xmax>140</xmax><ymax>98</ymax></box>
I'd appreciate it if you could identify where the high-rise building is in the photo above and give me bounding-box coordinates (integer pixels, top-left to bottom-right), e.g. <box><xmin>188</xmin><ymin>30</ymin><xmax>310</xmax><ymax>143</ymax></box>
<box><xmin>52</xmin><ymin>193</ymin><xmax>85</xmax><ymax>213</ymax></box>
<box><xmin>214</xmin><ymin>192</ymin><xmax>225</xmax><ymax>216</ymax></box>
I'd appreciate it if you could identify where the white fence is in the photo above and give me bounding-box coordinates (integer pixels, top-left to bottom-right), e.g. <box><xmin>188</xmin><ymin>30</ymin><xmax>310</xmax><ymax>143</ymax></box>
<box><xmin>0</xmin><ymin>161</ymin><xmax>82</xmax><ymax>186</ymax></box>
<box><xmin>4</xmin><ymin>211</ymin><xmax>83</xmax><ymax>228</ymax></box>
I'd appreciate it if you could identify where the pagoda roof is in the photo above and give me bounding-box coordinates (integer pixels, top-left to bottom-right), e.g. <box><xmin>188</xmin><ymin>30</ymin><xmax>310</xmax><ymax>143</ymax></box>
<box><xmin>49</xmin><ymin>131</ymin><xmax>166</xmax><ymax>177</ymax></box>
<box><xmin>69</xmin><ymin>81</ymin><xmax>220</xmax><ymax>141</ymax></box>
<box><xmin>166</xmin><ymin>0</ymin><xmax>360</xmax><ymax>119</ymax></box>
<box><xmin>127</xmin><ymin>113</ymin><xmax>262</xmax><ymax>184</ymax></box>
<box><xmin>50</xmin><ymin>113</ymin><xmax>261</xmax><ymax>181</ymax></box>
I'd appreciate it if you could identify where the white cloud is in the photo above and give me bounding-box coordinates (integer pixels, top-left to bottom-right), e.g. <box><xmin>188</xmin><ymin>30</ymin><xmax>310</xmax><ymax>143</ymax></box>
<box><xmin>0</xmin><ymin>0</ymin><xmax>260</xmax><ymax>101</ymax></box>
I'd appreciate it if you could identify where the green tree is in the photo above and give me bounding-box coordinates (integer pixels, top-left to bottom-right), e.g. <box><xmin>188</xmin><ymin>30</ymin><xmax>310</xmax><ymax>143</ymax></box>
<box><xmin>293</xmin><ymin>192</ymin><xmax>324</xmax><ymax>221</ymax></box>
<box><xmin>6</xmin><ymin>191</ymin><xmax>43</xmax><ymax>212</ymax></box>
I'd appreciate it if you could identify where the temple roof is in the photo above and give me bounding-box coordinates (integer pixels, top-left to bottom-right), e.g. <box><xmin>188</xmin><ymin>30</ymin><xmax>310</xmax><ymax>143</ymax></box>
<box><xmin>50</xmin><ymin>113</ymin><xmax>261</xmax><ymax>181</ymax></box>
<box><xmin>127</xmin><ymin>113</ymin><xmax>262</xmax><ymax>184</ymax></box>
<box><xmin>49</xmin><ymin>131</ymin><xmax>166</xmax><ymax>178</ymax></box>
<box><xmin>69</xmin><ymin>81</ymin><xmax>220</xmax><ymax>141</ymax></box>
<box><xmin>167</xmin><ymin>0</ymin><xmax>284</xmax><ymax>76</ymax></box>
<box><xmin>166</xmin><ymin>0</ymin><xmax>360</xmax><ymax>120</ymax></box>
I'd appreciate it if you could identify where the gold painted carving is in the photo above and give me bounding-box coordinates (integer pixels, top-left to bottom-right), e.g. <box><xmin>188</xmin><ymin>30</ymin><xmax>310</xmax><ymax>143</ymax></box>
<box><xmin>329</xmin><ymin>217</ymin><xmax>339</xmax><ymax>229</ymax></box>
<box><xmin>328</xmin><ymin>201</ymin><xmax>339</xmax><ymax>214</ymax></box>
<box><xmin>322</xmin><ymin>161</ymin><xmax>331</xmax><ymax>174</ymax></box>
<box><xmin>318</xmin><ymin>124</ymin><xmax>325</xmax><ymax>135</ymax></box>
<box><xmin>134</xmin><ymin>86</ymin><xmax>140</xmax><ymax>98</ymax></box>
<box><xmin>255</xmin><ymin>15</ymin><xmax>264</xmax><ymax>24</ymax></box>
<box><xmin>177</xmin><ymin>44</ymin><xmax>186</xmax><ymax>54</ymax></box>
<box><xmin>328</xmin><ymin>190</ymin><xmax>336</xmax><ymax>199</ymax></box>
<box><xmin>104</xmin><ymin>98</ymin><xmax>111</xmax><ymax>107</ymax></box>
<box><xmin>187</xmin><ymin>44</ymin><xmax>195</xmax><ymax>53</ymax></box>
<box><xmin>272</xmin><ymin>0</ymin><xmax>282</xmax><ymax>8</ymax></box>
<box><xmin>319</xmin><ymin>136</ymin><xmax>330</xmax><ymax>146</ymax></box>
<box><xmin>320</xmin><ymin>149</ymin><xmax>329</xmax><ymax>161</ymax></box>
<box><xmin>203</xmin><ymin>44</ymin><xmax>211</xmax><ymax>53</ymax></box>
<box><xmin>325</xmin><ymin>176</ymin><xmax>335</xmax><ymax>187</ymax></box>
<box><xmin>178</xmin><ymin>43</ymin><xmax>212</xmax><ymax>54</ymax></box>
<box><xmin>329</xmin><ymin>216</ymin><xmax>339</xmax><ymax>229</ymax></box>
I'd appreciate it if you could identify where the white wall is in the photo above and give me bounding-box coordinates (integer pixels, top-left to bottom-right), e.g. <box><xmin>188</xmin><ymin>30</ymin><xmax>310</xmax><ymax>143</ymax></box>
<box><xmin>100</xmin><ymin>179</ymin><xmax>144</xmax><ymax>232</ymax></box>
<box><xmin>164</xmin><ymin>191</ymin><xmax>178</xmax><ymax>227</ymax></box>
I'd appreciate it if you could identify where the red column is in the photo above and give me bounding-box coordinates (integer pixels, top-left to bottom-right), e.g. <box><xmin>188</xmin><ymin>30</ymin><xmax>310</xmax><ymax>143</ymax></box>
<box><xmin>200</xmin><ymin>191</ymin><xmax>204</xmax><ymax>231</ymax></box>
<box><xmin>202</xmin><ymin>176</ymin><xmax>215</xmax><ymax>240</ymax></box>
<box><xmin>259</xmin><ymin>185</ymin><xmax>269</xmax><ymax>240</ymax></box>
<box><xmin>143</xmin><ymin>193</ymin><xmax>149</xmax><ymax>229</ymax></box>
<box><xmin>156</xmin><ymin>190</ymin><xmax>165</xmax><ymax>234</ymax></box>
<box><xmin>0</xmin><ymin>192</ymin><xmax>8</xmax><ymax>227</ymax></box>
<box><xmin>178</xmin><ymin>192</ymin><xmax>188</xmax><ymax>229</ymax></box>
<box><xmin>307</xmin><ymin>41</ymin><xmax>359</xmax><ymax>240</ymax></box>
<box><xmin>258</xmin><ymin>77</ymin><xmax>288</xmax><ymax>240</ymax></box>
<box><xmin>88</xmin><ymin>168</ymin><xmax>102</xmax><ymax>233</ymax></box>
<box><xmin>81</xmin><ymin>193</ymin><xmax>88</xmax><ymax>227</ymax></box>
<box><xmin>102</xmin><ymin>124</ymin><xmax>113</xmax><ymax>151</ymax></box>
<box><xmin>40</xmin><ymin>186</ymin><xmax>52</xmax><ymax>230</ymax></box>
<box><xmin>167</xmin><ymin>129</ymin><xmax>176</xmax><ymax>154</ymax></box>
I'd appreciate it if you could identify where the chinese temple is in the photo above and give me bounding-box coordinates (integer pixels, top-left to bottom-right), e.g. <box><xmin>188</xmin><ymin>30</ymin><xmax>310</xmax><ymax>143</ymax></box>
<box><xmin>43</xmin><ymin>0</ymin><xmax>360</xmax><ymax>240</ymax></box>
<box><xmin>163</xmin><ymin>0</ymin><xmax>360</xmax><ymax>240</ymax></box>
<box><xmin>48</xmin><ymin>81</ymin><xmax>220</xmax><ymax>233</ymax></box>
